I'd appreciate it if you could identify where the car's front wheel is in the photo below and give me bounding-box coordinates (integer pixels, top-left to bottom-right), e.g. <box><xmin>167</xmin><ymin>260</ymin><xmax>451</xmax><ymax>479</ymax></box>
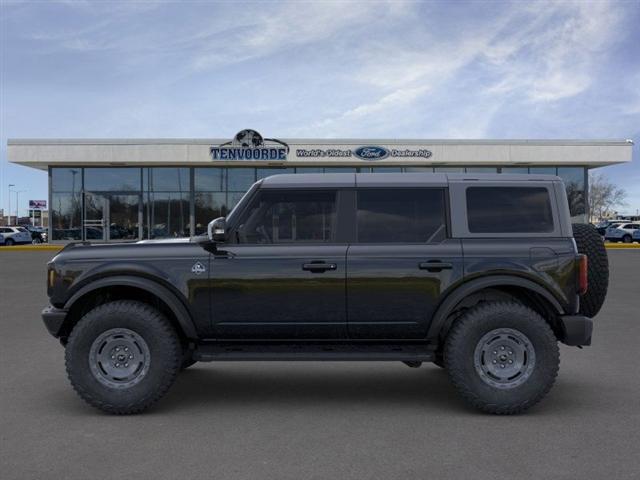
<box><xmin>65</xmin><ymin>300</ymin><xmax>182</xmax><ymax>414</ymax></box>
<box><xmin>444</xmin><ymin>301</ymin><xmax>559</xmax><ymax>414</ymax></box>
<box><xmin>5</xmin><ymin>238</ymin><xmax>14</xmax><ymax>246</ymax></box>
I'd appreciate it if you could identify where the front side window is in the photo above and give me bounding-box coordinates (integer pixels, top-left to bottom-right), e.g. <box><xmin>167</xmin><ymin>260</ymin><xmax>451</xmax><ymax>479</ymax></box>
<box><xmin>466</xmin><ymin>187</ymin><xmax>554</xmax><ymax>233</ymax></box>
<box><xmin>356</xmin><ymin>188</ymin><xmax>446</xmax><ymax>243</ymax></box>
<box><xmin>236</xmin><ymin>190</ymin><xmax>337</xmax><ymax>244</ymax></box>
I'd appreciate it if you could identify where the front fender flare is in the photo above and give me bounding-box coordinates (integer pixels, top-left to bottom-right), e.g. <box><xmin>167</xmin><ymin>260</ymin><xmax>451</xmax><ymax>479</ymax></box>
<box><xmin>426</xmin><ymin>275</ymin><xmax>565</xmax><ymax>342</ymax></box>
<box><xmin>64</xmin><ymin>275</ymin><xmax>198</xmax><ymax>339</ymax></box>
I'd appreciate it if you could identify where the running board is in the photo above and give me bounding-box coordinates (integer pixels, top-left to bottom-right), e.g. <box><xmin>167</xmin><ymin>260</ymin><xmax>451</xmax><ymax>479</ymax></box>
<box><xmin>193</xmin><ymin>342</ymin><xmax>435</xmax><ymax>362</ymax></box>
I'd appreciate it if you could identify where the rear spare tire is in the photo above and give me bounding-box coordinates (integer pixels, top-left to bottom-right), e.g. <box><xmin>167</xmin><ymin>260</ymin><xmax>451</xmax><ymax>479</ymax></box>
<box><xmin>572</xmin><ymin>223</ymin><xmax>609</xmax><ymax>317</ymax></box>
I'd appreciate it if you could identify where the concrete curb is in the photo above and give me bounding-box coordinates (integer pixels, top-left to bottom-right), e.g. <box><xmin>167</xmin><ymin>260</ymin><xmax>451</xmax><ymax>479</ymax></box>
<box><xmin>604</xmin><ymin>243</ymin><xmax>640</xmax><ymax>249</ymax></box>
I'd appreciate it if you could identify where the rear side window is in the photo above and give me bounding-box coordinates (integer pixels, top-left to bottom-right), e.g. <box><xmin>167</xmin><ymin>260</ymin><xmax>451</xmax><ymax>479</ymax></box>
<box><xmin>466</xmin><ymin>187</ymin><xmax>554</xmax><ymax>233</ymax></box>
<box><xmin>357</xmin><ymin>188</ymin><xmax>446</xmax><ymax>243</ymax></box>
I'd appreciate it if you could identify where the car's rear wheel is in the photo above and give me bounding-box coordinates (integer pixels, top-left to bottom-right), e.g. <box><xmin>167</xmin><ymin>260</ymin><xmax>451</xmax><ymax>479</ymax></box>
<box><xmin>32</xmin><ymin>237</ymin><xmax>42</xmax><ymax>244</ymax></box>
<box><xmin>623</xmin><ymin>235</ymin><xmax>632</xmax><ymax>243</ymax></box>
<box><xmin>65</xmin><ymin>300</ymin><xmax>181</xmax><ymax>414</ymax></box>
<box><xmin>444</xmin><ymin>301</ymin><xmax>559</xmax><ymax>414</ymax></box>
<box><xmin>5</xmin><ymin>238</ymin><xmax>14</xmax><ymax>246</ymax></box>
<box><xmin>572</xmin><ymin>223</ymin><xmax>609</xmax><ymax>317</ymax></box>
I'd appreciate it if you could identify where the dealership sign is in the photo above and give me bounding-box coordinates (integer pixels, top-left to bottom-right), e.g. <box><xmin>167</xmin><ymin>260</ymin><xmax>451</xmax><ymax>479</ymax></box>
<box><xmin>211</xmin><ymin>130</ymin><xmax>433</xmax><ymax>162</ymax></box>
<box><xmin>29</xmin><ymin>200</ymin><xmax>47</xmax><ymax>209</ymax></box>
<box><xmin>211</xmin><ymin>129</ymin><xmax>289</xmax><ymax>160</ymax></box>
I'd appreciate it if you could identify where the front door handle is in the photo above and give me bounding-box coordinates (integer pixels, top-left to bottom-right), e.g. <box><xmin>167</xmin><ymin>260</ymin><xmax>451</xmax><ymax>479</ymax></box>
<box><xmin>419</xmin><ymin>261</ymin><xmax>453</xmax><ymax>272</ymax></box>
<box><xmin>302</xmin><ymin>262</ymin><xmax>337</xmax><ymax>273</ymax></box>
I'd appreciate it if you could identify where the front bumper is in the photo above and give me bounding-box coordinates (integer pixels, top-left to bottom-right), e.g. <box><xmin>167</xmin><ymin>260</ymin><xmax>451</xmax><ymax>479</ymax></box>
<box><xmin>42</xmin><ymin>305</ymin><xmax>68</xmax><ymax>338</ymax></box>
<box><xmin>559</xmin><ymin>315</ymin><xmax>593</xmax><ymax>346</ymax></box>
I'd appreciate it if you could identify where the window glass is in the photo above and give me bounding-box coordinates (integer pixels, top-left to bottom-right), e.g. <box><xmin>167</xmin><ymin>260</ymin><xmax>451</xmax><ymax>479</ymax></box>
<box><xmin>404</xmin><ymin>167</ymin><xmax>434</xmax><ymax>172</ymax></box>
<box><xmin>236</xmin><ymin>190</ymin><xmax>336</xmax><ymax>244</ymax></box>
<box><xmin>256</xmin><ymin>168</ymin><xmax>295</xmax><ymax>180</ymax></box>
<box><xmin>356</xmin><ymin>189</ymin><xmax>446</xmax><ymax>243</ymax></box>
<box><xmin>466</xmin><ymin>187</ymin><xmax>554</xmax><ymax>233</ymax></box>
<box><xmin>557</xmin><ymin>167</ymin><xmax>586</xmax><ymax>220</ymax></box>
<box><xmin>144</xmin><ymin>168</ymin><xmax>189</xmax><ymax>192</ymax></box>
<box><xmin>51</xmin><ymin>192</ymin><xmax>82</xmax><ymax>240</ymax></box>
<box><xmin>529</xmin><ymin>167</ymin><xmax>557</xmax><ymax>175</ymax></box>
<box><xmin>434</xmin><ymin>167</ymin><xmax>464</xmax><ymax>173</ymax></box>
<box><xmin>465</xmin><ymin>167</ymin><xmax>497</xmax><ymax>173</ymax></box>
<box><xmin>144</xmin><ymin>192</ymin><xmax>190</xmax><ymax>239</ymax></box>
<box><xmin>51</xmin><ymin>168</ymin><xmax>82</xmax><ymax>193</ymax></box>
<box><xmin>84</xmin><ymin>168</ymin><xmax>141</xmax><ymax>191</ymax></box>
<box><xmin>194</xmin><ymin>192</ymin><xmax>226</xmax><ymax>235</ymax></box>
<box><xmin>227</xmin><ymin>168</ymin><xmax>256</xmax><ymax>191</ymax></box>
<box><xmin>370</xmin><ymin>167</ymin><xmax>402</xmax><ymax>173</ymax></box>
<box><xmin>295</xmin><ymin>167</ymin><xmax>324</xmax><ymax>174</ymax></box>
<box><xmin>500</xmin><ymin>167</ymin><xmax>529</xmax><ymax>174</ymax></box>
<box><xmin>194</xmin><ymin>168</ymin><xmax>225</xmax><ymax>191</ymax></box>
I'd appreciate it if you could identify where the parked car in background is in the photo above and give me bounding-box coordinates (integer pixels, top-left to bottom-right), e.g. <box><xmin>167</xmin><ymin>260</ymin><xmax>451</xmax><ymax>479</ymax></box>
<box><xmin>604</xmin><ymin>223</ymin><xmax>640</xmax><ymax>243</ymax></box>
<box><xmin>0</xmin><ymin>232</ymin><xmax>4</xmax><ymax>245</ymax></box>
<box><xmin>632</xmin><ymin>228</ymin><xmax>640</xmax><ymax>243</ymax></box>
<box><xmin>0</xmin><ymin>226</ymin><xmax>32</xmax><ymax>246</ymax></box>
<box><xmin>21</xmin><ymin>225</ymin><xmax>48</xmax><ymax>244</ymax></box>
<box><xmin>595</xmin><ymin>220</ymin><xmax>625</xmax><ymax>236</ymax></box>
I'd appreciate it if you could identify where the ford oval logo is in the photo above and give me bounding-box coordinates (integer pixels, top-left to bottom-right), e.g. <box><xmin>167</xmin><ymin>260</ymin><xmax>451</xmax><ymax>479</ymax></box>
<box><xmin>354</xmin><ymin>146</ymin><xmax>389</xmax><ymax>160</ymax></box>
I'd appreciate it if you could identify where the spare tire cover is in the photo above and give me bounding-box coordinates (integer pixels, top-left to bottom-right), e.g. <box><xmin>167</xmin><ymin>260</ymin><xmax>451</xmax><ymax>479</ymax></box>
<box><xmin>572</xmin><ymin>223</ymin><xmax>609</xmax><ymax>317</ymax></box>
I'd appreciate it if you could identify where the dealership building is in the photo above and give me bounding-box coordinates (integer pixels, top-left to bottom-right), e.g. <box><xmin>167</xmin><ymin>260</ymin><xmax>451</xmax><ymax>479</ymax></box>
<box><xmin>7</xmin><ymin>132</ymin><xmax>633</xmax><ymax>243</ymax></box>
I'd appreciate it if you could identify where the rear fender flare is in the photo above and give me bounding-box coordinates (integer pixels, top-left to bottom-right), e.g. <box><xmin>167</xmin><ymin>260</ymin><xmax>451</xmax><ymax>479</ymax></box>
<box><xmin>426</xmin><ymin>275</ymin><xmax>565</xmax><ymax>342</ymax></box>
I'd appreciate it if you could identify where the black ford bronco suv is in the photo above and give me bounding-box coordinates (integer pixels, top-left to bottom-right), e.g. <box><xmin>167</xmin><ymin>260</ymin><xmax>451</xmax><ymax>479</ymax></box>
<box><xmin>43</xmin><ymin>173</ymin><xmax>608</xmax><ymax>414</ymax></box>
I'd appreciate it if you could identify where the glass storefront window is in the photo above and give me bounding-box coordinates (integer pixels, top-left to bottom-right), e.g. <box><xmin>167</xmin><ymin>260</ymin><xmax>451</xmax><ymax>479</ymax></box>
<box><xmin>227</xmin><ymin>168</ymin><xmax>256</xmax><ymax>191</ymax></box>
<box><xmin>500</xmin><ymin>167</ymin><xmax>529</xmax><ymax>174</ymax></box>
<box><xmin>370</xmin><ymin>167</ymin><xmax>402</xmax><ymax>172</ymax></box>
<box><xmin>194</xmin><ymin>168</ymin><xmax>225</xmax><ymax>191</ymax></box>
<box><xmin>557</xmin><ymin>167</ymin><xmax>586</xmax><ymax>221</ymax></box>
<box><xmin>195</xmin><ymin>192</ymin><xmax>226</xmax><ymax>235</ymax></box>
<box><xmin>256</xmin><ymin>168</ymin><xmax>295</xmax><ymax>180</ymax></box>
<box><xmin>51</xmin><ymin>192</ymin><xmax>81</xmax><ymax>240</ymax></box>
<box><xmin>465</xmin><ymin>167</ymin><xmax>498</xmax><ymax>173</ymax></box>
<box><xmin>295</xmin><ymin>167</ymin><xmax>324</xmax><ymax>174</ymax></box>
<box><xmin>85</xmin><ymin>168</ymin><xmax>141</xmax><ymax>191</ymax></box>
<box><xmin>51</xmin><ymin>168</ymin><xmax>82</xmax><ymax>193</ymax></box>
<box><xmin>404</xmin><ymin>167</ymin><xmax>434</xmax><ymax>172</ymax></box>
<box><xmin>145</xmin><ymin>192</ymin><xmax>189</xmax><ymax>239</ymax></box>
<box><xmin>322</xmin><ymin>167</ymin><xmax>358</xmax><ymax>173</ymax></box>
<box><xmin>144</xmin><ymin>168</ymin><xmax>189</xmax><ymax>192</ymax></box>
<box><xmin>529</xmin><ymin>167</ymin><xmax>557</xmax><ymax>175</ymax></box>
<box><xmin>434</xmin><ymin>167</ymin><xmax>464</xmax><ymax>173</ymax></box>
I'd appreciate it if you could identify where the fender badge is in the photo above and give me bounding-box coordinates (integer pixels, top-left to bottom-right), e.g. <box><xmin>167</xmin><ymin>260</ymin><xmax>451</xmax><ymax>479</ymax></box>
<box><xmin>191</xmin><ymin>262</ymin><xmax>206</xmax><ymax>275</ymax></box>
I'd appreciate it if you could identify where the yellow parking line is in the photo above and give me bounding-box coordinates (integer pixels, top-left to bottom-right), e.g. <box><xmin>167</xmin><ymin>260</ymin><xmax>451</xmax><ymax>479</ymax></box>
<box><xmin>605</xmin><ymin>243</ymin><xmax>640</xmax><ymax>249</ymax></box>
<box><xmin>0</xmin><ymin>245</ymin><xmax>63</xmax><ymax>251</ymax></box>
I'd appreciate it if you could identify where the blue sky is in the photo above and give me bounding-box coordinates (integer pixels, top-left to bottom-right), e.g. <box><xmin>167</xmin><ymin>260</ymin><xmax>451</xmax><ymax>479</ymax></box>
<box><xmin>1</xmin><ymin>0</ymin><xmax>639</xmax><ymax>216</ymax></box>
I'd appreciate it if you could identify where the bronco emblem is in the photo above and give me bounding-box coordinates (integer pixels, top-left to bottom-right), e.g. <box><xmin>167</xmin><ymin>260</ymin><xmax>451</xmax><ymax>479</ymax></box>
<box><xmin>191</xmin><ymin>262</ymin><xmax>206</xmax><ymax>275</ymax></box>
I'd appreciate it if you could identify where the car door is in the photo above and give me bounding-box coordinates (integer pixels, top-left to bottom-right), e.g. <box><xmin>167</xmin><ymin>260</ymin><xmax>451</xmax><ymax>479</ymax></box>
<box><xmin>346</xmin><ymin>187</ymin><xmax>463</xmax><ymax>339</ymax></box>
<box><xmin>211</xmin><ymin>188</ymin><xmax>348</xmax><ymax>339</ymax></box>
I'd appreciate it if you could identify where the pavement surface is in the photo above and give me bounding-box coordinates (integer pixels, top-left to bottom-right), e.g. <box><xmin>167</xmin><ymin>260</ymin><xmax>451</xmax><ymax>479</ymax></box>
<box><xmin>1</xmin><ymin>250</ymin><xmax>639</xmax><ymax>480</ymax></box>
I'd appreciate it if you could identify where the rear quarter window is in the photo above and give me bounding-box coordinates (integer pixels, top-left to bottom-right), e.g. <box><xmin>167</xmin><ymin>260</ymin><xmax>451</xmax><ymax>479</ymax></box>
<box><xmin>466</xmin><ymin>187</ymin><xmax>554</xmax><ymax>233</ymax></box>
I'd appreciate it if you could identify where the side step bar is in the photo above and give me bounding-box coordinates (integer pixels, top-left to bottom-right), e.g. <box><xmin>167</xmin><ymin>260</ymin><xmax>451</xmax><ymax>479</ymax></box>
<box><xmin>193</xmin><ymin>342</ymin><xmax>435</xmax><ymax>362</ymax></box>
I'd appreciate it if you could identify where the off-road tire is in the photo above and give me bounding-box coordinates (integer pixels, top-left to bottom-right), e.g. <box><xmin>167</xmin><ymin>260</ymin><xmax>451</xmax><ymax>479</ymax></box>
<box><xmin>65</xmin><ymin>300</ymin><xmax>181</xmax><ymax>414</ymax></box>
<box><xmin>572</xmin><ymin>223</ymin><xmax>609</xmax><ymax>317</ymax></box>
<box><xmin>444</xmin><ymin>302</ymin><xmax>559</xmax><ymax>414</ymax></box>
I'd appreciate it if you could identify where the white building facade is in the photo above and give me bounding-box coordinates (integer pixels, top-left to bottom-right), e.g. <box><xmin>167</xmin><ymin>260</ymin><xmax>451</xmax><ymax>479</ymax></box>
<box><xmin>8</xmin><ymin>131</ymin><xmax>633</xmax><ymax>242</ymax></box>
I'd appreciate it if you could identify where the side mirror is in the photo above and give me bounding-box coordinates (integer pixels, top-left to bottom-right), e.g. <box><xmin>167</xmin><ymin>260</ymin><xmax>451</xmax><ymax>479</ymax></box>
<box><xmin>207</xmin><ymin>217</ymin><xmax>226</xmax><ymax>243</ymax></box>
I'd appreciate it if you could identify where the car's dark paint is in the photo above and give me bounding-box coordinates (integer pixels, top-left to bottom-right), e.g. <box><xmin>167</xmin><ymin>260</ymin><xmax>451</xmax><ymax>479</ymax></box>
<box><xmin>210</xmin><ymin>244</ymin><xmax>348</xmax><ymax>339</ymax></box>
<box><xmin>44</xmin><ymin>172</ymin><xmax>591</xmax><ymax>351</ymax></box>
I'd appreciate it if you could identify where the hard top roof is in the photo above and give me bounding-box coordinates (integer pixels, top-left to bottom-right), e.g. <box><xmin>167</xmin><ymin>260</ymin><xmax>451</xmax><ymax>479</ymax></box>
<box><xmin>259</xmin><ymin>172</ymin><xmax>561</xmax><ymax>188</ymax></box>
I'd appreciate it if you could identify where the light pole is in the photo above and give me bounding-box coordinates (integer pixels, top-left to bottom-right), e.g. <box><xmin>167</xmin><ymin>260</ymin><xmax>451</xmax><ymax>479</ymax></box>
<box><xmin>8</xmin><ymin>184</ymin><xmax>15</xmax><ymax>225</ymax></box>
<box><xmin>15</xmin><ymin>190</ymin><xmax>26</xmax><ymax>225</ymax></box>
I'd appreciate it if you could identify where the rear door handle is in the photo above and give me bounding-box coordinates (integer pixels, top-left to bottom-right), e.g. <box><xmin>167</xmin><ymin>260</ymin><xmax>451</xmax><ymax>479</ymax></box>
<box><xmin>419</xmin><ymin>261</ymin><xmax>453</xmax><ymax>272</ymax></box>
<box><xmin>302</xmin><ymin>262</ymin><xmax>337</xmax><ymax>273</ymax></box>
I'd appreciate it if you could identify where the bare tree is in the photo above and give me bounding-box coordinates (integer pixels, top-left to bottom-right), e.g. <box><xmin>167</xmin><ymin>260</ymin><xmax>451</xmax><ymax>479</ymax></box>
<box><xmin>588</xmin><ymin>172</ymin><xmax>627</xmax><ymax>221</ymax></box>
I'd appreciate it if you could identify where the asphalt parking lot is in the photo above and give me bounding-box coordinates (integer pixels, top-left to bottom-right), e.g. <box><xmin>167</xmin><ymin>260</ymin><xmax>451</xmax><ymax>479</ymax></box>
<box><xmin>1</xmin><ymin>250</ymin><xmax>639</xmax><ymax>479</ymax></box>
